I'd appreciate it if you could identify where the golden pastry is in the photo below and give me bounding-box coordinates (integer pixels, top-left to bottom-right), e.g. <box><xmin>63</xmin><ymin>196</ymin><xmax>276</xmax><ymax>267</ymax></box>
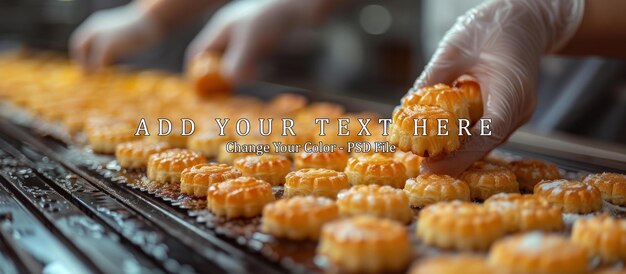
<box><xmin>284</xmin><ymin>168</ymin><xmax>350</xmax><ymax>198</ymax></box>
<box><xmin>484</xmin><ymin>193</ymin><xmax>563</xmax><ymax>232</ymax></box>
<box><xmin>344</xmin><ymin>154</ymin><xmax>407</xmax><ymax>188</ymax></box>
<box><xmin>147</xmin><ymin>149</ymin><xmax>206</xmax><ymax>185</ymax></box>
<box><xmin>317</xmin><ymin>216</ymin><xmax>412</xmax><ymax>273</ymax></box>
<box><xmin>206</xmin><ymin>176</ymin><xmax>274</xmax><ymax>218</ymax></box>
<box><xmin>233</xmin><ymin>155</ymin><xmax>291</xmax><ymax>186</ymax></box>
<box><xmin>187</xmin><ymin>131</ymin><xmax>231</xmax><ymax>158</ymax></box>
<box><xmin>413</xmin><ymin>87</ymin><xmax>471</xmax><ymax>121</ymax></box>
<box><xmin>534</xmin><ymin>179</ymin><xmax>602</xmax><ymax>214</ymax></box>
<box><xmin>453</xmin><ymin>77</ymin><xmax>483</xmax><ymax>123</ymax></box>
<box><xmin>488</xmin><ymin>232</ymin><xmax>588</xmax><ymax>274</ymax></box>
<box><xmin>217</xmin><ymin>145</ymin><xmax>256</xmax><ymax>165</ymax></box>
<box><xmin>393</xmin><ymin>150</ymin><xmax>423</xmax><ymax>178</ymax></box>
<box><xmin>267</xmin><ymin>93</ymin><xmax>307</xmax><ymax>116</ymax></box>
<box><xmin>571</xmin><ymin>215</ymin><xmax>626</xmax><ymax>263</ymax></box>
<box><xmin>409</xmin><ymin>255</ymin><xmax>496</xmax><ymax>274</ymax></box>
<box><xmin>459</xmin><ymin>161</ymin><xmax>519</xmax><ymax>201</ymax></box>
<box><xmin>583</xmin><ymin>172</ymin><xmax>626</xmax><ymax>206</ymax></box>
<box><xmin>115</xmin><ymin>140</ymin><xmax>170</xmax><ymax>169</ymax></box>
<box><xmin>180</xmin><ymin>163</ymin><xmax>242</xmax><ymax>197</ymax></box>
<box><xmin>294</xmin><ymin>150</ymin><xmax>349</xmax><ymax>171</ymax></box>
<box><xmin>261</xmin><ymin>196</ymin><xmax>338</xmax><ymax>240</ymax></box>
<box><xmin>148</xmin><ymin>127</ymin><xmax>191</xmax><ymax>148</ymax></box>
<box><xmin>86</xmin><ymin>123</ymin><xmax>141</xmax><ymax>154</ymax></box>
<box><xmin>295</xmin><ymin>102</ymin><xmax>345</xmax><ymax>135</ymax></box>
<box><xmin>187</xmin><ymin>51</ymin><xmax>231</xmax><ymax>97</ymax></box>
<box><xmin>402</xmin><ymin>83</ymin><xmax>451</xmax><ymax>106</ymax></box>
<box><xmin>388</xmin><ymin>105</ymin><xmax>460</xmax><ymax>157</ymax></box>
<box><xmin>403</xmin><ymin>174</ymin><xmax>470</xmax><ymax>208</ymax></box>
<box><xmin>416</xmin><ymin>201</ymin><xmax>505</xmax><ymax>251</ymax></box>
<box><xmin>337</xmin><ymin>184</ymin><xmax>412</xmax><ymax>223</ymax></box>
<box><xmin>509</xmin><ymin>159</ymin><xmax>560</xmax><ymax>193</ymax></box>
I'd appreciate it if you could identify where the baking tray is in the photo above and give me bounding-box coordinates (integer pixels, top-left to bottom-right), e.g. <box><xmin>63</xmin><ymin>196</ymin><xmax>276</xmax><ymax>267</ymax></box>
<box><xmin>1</xmin><ymin>82</ymin><xmax>625</xmax><ymax>274</ymax></box>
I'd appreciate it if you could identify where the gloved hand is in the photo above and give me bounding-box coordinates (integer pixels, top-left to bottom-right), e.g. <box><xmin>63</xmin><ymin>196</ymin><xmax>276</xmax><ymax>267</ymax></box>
<box><xmin>70</xmin><ymin>2</ymin><xmax>161</xmax><ymax>72</ymax></box>
<box><xmin>415</xmin><ymin>0</ymin><xmax>585</xmax><ymax>176</ymax></box>
<box><xmin>185</xmin><ymin>0</ymin><xmax>335</xmax><ymax>82</ymax></box>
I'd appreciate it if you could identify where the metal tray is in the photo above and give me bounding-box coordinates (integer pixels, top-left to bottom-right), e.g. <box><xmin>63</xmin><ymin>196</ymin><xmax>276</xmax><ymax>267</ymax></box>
<box><xmin>1</xmin><ymin>82</ymin><xmax>625</xmax><ymax>274</ymax></box>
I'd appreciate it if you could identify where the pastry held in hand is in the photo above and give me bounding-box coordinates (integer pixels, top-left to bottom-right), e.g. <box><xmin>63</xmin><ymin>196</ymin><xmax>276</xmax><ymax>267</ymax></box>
<box><xmin>388</xmin><ymin>104</ymin><xmax>460</xmax><ymax>157</ymax></box>
<box><xmin>187</xmin><ymin>51</ymin><xmax>231</xmax><ymax>97</ymax></box>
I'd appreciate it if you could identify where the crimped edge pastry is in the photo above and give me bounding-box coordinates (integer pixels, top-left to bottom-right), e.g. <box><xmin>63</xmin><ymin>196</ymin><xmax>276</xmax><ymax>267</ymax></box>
<box><xmin>459</xmin><ymin>161</ymin><xmax>519</xmax><ymax>201</ymax></box>
<box><xmin>206</xmin><ymin>176</ymin><xmax>274</xmax><ymax>218</ymax></box>
<box><xmin>147</xmin><ymin>149</ymin><xmax>206</xmax><ymax>185</ymax></box>
<box><xmin>583</xmin><ymin>172</ymin><xmax>626</xmax><ymax>206</ymax></box>
<box><xmin>453</xmin><ymin>77</ymin><xmax>483</xmax><ymax>123</ymax></box>
<box><xmin>87</xmin><ymin>123</ymin><xmax>141</xmax><ymax>154</ymax></box>
<box><xmin>488</xmin><ymin>232</ymin><xmax>589</xmax><ymax>274</ymax></box>
<box><xmin>393</xmin><ymin>150</ymin><xmax>423</xmax><ymax>178</ymax></box>
<box><xmin>284</xmin><ymin>168</ymin><xmax>350</xmax><ymax>199</ymax></box>
<box><xmin>180</xmin><ymin>163</ymin><xmax>242</xmax><ymax>197</ymax></box>
<box><xmin>409</xmin><ymin>255</ymin><xmax>496</xmax><ymax>274</ymax></box>
<box><xmin>344</xmin><ymin>154</ymin><xmax>407</xmax><ymax>188</ymax></box>
<box><xmin>294</xmin><ymin>150</ymin><xmax>349</xmax><ymax>171</ymax></box>
<box><xmin>509</xmin><ymin>159</ymin><xmax>560</xmax><ymax>193</ymax></box>
<box><xmin>115</xmin><ymin>140</ymin><xmax>170</xmax><ymax>169</ymax></box>
<box><xmin>233</xmin><ymin>155</ymin><xmax>292</xmax><ymax>186</ymax></box>
<box><xmin>571</xmin><ymin>214</ymin><xmax>626</xmax><ymax>263</ymax></box>
<box><xmin>317</xmin><ymin>216</ymin><xmax>412</xmax><ymax>273</ymax></box>
<box><xmin>416</xmin><ymin>201</ymin><xmax>505</xmax><ymax>251</ymax></box>
<box><xmin>337</xmin><ymin>184</ymin><xmax>412</xmax><ymax>223</ymax></box>
<box><xmin>388</xmin><ymin>104</ymin><xmax>460</xmax><ymax>157</ymax></box>
<box><xmin>403</xmin><ymin>174</ymin><xmax>470</xmax><ymax>207</ymax></box>
<box><xmin>534</xmin><ymin>179</ymin><xmax>602</xmax><ymax>214</ymax></box>
<box><xmin>484</xmin><ymin>193</ymin><xmax>563</xmax><ymax>232</ymax></box>
<box><xmin>261</xmin><ymin>196</ymin><xmax>338</xmax><ymax>240</ymax></box>
<box><xmin>187</xmin><ymin>131</ymin><xmax>231</xmax><ymax>158</ymax></box>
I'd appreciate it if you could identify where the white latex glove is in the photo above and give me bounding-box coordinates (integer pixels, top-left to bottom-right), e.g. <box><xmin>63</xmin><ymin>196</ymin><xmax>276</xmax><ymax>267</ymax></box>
<box><xmin>415</xmin><ymin>0</ymin><xmax>585</xmax><ymax>175</ymax></box>
<box><xmin>185</xmin><ymin>0</ymin><xmax>330</xmax><ymax>82</ymax></box>
<box><xmin>70</xmin><ymin>2</ymin><xmax>161</xmax><ymax>71</ymax></box>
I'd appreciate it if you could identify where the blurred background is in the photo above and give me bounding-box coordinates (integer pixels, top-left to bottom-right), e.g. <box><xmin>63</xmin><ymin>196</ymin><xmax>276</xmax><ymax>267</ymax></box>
<box><xmin>1</xmin><ymin>0</ymin><xmax>625</xmax><ymax>145</ymax></box>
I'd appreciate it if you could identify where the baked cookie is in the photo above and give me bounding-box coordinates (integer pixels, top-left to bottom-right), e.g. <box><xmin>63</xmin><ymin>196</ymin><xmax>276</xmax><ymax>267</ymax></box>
<box><xmin>233</xmin><ymin>155</ymin><xmax>292</xmax><ymax>186</ymax></box>
<box><xmin>484</xmin><ymin>193</ymin><xmax>563</xmax><ymax>232</ymax></box>
<box><xmin>393</xmin><ymin>150</ymin><xmax>423</xmax><ymax>178</ymax></box>
<box><xmin>453</xmin><ymin>77</ymin><xmax>483</xmax><ymax>123</ymax></box>
<box><xmin>147</xmin><ymin>149</ymin><xmax>206</xmax><ymax>185</ymax></box>
<box><xmin>266</xmin><ymin>93</ymin><xmax>307</xmax><ymax>116</ymax></box>
<box><xmin>571</xmin><ymin>215</ymin><xmax>626</xmax><ymax>263</ymax></box>
<box><xmin>317</xmin><ymin>216</ymin><xmax>412</xmax><ymax>273</ymax></box>
<box><xmin>261</xmin><ymin>196</ymin><xmax>338</xmax><ymax>240</ymax></box>
<box><xmin>583</xmin><ymin>173</ymin><xmax>626</xmax><ymax>206</ymax></box>
<box><xmin>403</xmin><ymin>174</ymin><xmax>470</xmax><ymax>208</ymax></box>
<box><xmin>87</xmin><ymin>123</ymin><xmax>141</xmax><ymax>154</ymax></box>
<box><xmin>206</xmin><ymin>176</ymin><xmax>274</xmax><ymax>218</ymax></box>
<box><xmin>187</xmin><ymin>131</ymin><xmax>231</xmax><ymax>158</ymax></box>
<box><xmin>187</xmin><ymin>51</ymin><xmax>231</xmax><ymax>97</ymax></box>
<box><xmin>416</xmin><ymin>201</ymin><xmax>505</xmax><ymax>251</ymax></box>
<box><xmin>284</xmin><ymin>168</ymin><xmax>350</xmax><ymax>198</ymax></box>
<box><xmin>509</xmin><ymin>159</ymin><xmax>560</xmax><ymax>193</ymax></box>
<box><xmin>488</xmin><ymin>232</ymin><xmax>588</xmax><ymax>274</ymax></box>
<box><xmin>409</xmin><ymin>255</ymin><xmax>496</xmax><ymax>274</ymax></box>
<box><xmin>344</xmin><ymin>154</ymin><xmax>407</xmax><ymax>188</ymax></box>
<box><xmin>294</xmin><ymin>150</ymin><xmax>349</xmax><ymax>171</ymax></box>
<box><xmin>534</xmin><ymin>179</ymin><xmax>602</xmax><ymax>214</ymax></box>
<box><xmin>337</xmin><ymin>184</ymin><xmax>412</xmax><ymax>223</ymax></box>
<box><xmin>180</xmin><ymin>163</ymin><xmax>242</xmax><ymax>197</ymax></box>
<box><xmin>115</xmin><ymin>140</ymin><xmax>170</xmax><ymax>169</ymax></box>
<box><xmin>402</xmin><ymin>83</ymin><xmax>452</xmax><ymax>106</ymax></box>
<box><xmin>459</xmin><ymin>161</ymin><xmax>519</xmax><ymax>201</ymax></box>
<box><xmin>388</xmin><ymin>105</ymin><xmax>460</xmax><ymax>157</ymax></box>
<box><xmin>412</xmin><ymin>87</ymin><xmax>471</xmax><ymax>121</ymax></box>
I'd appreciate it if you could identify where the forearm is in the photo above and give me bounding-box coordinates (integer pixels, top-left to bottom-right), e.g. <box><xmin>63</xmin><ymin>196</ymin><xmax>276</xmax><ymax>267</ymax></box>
<box><xmin>559</xmin><ymin>0</ymin><xmax>626</xmax><ymax>57</ymax></box>
<box><xmin>140</xmin><ymin>0</ymin><xmax>223</xmax><ymax>32</ymax></box>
